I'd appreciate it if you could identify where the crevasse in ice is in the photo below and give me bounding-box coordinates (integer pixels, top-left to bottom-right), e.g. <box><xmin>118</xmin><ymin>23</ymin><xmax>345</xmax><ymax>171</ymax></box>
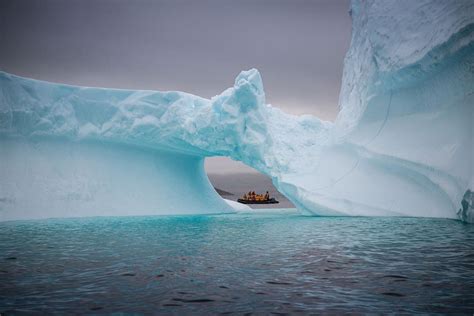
<box><xmin>0</xmin><ymin>0</ymin><xmax>473</xmax><ymax>221</ymax></box>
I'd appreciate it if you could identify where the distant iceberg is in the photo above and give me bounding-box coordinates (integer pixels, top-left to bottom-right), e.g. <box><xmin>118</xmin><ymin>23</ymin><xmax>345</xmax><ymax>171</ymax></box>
<box><xmin>0</xmin><ymin>0</ymin><xmax>473</xmax><ymax>222</ymax></box>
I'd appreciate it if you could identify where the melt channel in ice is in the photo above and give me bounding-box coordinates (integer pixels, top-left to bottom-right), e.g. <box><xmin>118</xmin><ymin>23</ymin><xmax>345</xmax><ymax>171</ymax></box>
<box><xmin>0</xmin><ymin>0</ymin><xmax>473</xmax><ymax>222</ymax></box>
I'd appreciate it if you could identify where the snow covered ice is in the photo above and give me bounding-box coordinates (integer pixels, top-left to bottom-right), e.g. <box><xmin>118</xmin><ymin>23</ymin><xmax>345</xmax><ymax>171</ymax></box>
<box><xmin>0</xmin><ymin>0</ymin><xmax>473</xmax><ymax>222</ymax></box>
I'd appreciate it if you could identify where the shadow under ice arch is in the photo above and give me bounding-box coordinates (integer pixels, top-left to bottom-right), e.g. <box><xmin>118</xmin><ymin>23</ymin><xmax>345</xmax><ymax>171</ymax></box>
<box><xmin>1</xmin><ymin>0</ymin><xmax>473</xmax><ymax>222</ymax></box>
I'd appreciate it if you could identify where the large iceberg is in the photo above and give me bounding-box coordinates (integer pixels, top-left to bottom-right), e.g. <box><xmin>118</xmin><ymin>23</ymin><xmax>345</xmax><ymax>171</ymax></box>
<box><xmin>1</xmin><ymin>0</ymin><xmax>473</xmax><ymax>222</ymax></box>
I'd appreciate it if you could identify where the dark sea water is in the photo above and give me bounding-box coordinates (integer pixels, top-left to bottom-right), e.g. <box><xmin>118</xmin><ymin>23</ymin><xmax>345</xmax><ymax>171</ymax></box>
<box><xmin>1</xmin><ymin>212</ymin><xmax>473</xmax><ymax>314</ymax></box>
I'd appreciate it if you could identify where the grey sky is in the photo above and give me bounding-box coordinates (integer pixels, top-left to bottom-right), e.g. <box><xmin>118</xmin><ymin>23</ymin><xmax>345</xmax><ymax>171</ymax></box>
<box><xmin>0</xmin><ymin>0</ymin><xmax>352</xmax><ymax>174</ymax></box>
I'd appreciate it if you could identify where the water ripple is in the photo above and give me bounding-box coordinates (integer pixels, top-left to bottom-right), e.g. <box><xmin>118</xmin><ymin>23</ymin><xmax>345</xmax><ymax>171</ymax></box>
<box><xmin>0</xmin><ymin>215</ymin><xmax>473</xmax><ymax>314</ymax></box>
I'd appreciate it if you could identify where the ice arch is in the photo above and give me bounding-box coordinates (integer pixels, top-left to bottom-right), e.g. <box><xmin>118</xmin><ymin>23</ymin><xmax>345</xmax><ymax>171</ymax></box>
<box><xmin>0</xmin><ymin>69</ymin><xmax>282</xmax><ymax>221</ymax></box>
<box><xmin>1</xmin><ymin>0</ymin><xmax>473</xmax><ymax>222</ymax></box>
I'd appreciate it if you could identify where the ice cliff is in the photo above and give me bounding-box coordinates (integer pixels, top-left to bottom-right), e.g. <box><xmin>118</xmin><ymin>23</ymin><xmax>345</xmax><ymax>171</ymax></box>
<box><xmin>320</xmin><ymin>0</ymin><xmax>474</xmax><ymax>221</ymax></box>
<box><xmin>1</xmin><ymin>0</ymin><xmax>473</xmax><ymax>221</ymax></box>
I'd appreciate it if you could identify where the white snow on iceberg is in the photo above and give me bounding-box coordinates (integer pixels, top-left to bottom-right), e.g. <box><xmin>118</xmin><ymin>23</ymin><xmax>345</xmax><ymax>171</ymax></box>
<box><xmin>0</xmin><ymin>0</ymin><xmax>473</xmax><ymax>222</ymax></box>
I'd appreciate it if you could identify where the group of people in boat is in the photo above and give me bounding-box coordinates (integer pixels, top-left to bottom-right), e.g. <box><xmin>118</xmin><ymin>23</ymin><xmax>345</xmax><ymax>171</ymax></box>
<box><xmin>242</xmin><ymin>191</ymin><xmax>271</xmax><ymax>202</ymax></box>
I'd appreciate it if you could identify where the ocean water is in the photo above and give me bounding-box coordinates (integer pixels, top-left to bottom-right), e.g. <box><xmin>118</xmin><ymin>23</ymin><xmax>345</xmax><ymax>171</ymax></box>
<box><xmin>1</xmin><ymin>211</ymin><xmax>473</xmax><ymax>314</ymax></box>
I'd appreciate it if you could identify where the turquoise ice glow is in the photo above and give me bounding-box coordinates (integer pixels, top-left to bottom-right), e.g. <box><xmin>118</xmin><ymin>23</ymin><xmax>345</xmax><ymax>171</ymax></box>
<box><xmin>1</xmin><ymin>0</ymin><xmax>473</xmax><ymax>221</ymax></box>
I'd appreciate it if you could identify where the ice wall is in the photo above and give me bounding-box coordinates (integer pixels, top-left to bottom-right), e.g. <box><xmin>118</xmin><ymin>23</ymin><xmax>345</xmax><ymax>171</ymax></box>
<box><xmin>0</xmin><ymin>139</ymin><xmax>231</xmax><ymax>221</ymax></box>
<box><xmin>1</xmin><ymin>0</ymin><xmax>473</xmax><ymax>222</ymax></box>
<box><xmin>302</xmin><ymin>0</ymin><xmax>474</xmax><ymax>220</ymax></box>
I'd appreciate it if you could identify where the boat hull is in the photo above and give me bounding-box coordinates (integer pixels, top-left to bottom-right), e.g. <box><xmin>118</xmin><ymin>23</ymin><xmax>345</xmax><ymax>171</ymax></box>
<box><xmin>237</xmin><ymin>198</ymin><xmax>279</xmax><ymax>205</ymax></box>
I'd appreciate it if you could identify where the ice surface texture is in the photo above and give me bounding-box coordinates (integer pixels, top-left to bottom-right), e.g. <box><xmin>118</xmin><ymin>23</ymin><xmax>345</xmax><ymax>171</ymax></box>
<box><xmin>325</xmin><ymin>0</ymin><xmax>474</xmax><ymax>221</ymax></box>
<box><xmin>1</xmin><ymin>0</ymin><xmax>473</xmax><ymax>221</ymax></box>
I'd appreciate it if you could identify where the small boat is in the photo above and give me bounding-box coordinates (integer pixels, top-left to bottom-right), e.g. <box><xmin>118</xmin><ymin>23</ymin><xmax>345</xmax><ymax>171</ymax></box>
<box><xmin>237</xmin><ymin>198</ymin><xmax>279</xmax><ymax>204</ymax></box>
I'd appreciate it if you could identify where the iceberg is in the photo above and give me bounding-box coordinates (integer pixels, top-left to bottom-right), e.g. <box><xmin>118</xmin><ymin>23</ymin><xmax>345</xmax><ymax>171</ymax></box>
<box><xmin>306</xmin><ymin>0</ymin><xmax>474</xmax><ymax>221</ymax></box>
<box><xmin>0</xmin><ymin>0</ymin><xmax>473</xmax><ymax>222</ymax></box>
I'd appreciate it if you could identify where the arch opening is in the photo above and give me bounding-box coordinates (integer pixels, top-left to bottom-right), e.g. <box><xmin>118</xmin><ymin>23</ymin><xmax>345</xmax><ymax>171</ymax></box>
<box><xmin>205</xmin><ymin>157</ymin><xmax>295</xmax><ymax>209</ymax></box>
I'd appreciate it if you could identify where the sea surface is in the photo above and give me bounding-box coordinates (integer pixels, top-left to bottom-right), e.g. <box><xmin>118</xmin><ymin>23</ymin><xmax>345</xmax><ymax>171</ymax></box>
<box><xmin>1</xmin><ymin>212</ymin><xmax>473</xmax><ymax>314</ymax></box>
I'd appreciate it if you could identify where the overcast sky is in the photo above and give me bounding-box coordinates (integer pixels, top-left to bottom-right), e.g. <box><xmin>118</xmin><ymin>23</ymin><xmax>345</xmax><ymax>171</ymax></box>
<box><xmin>0</xmin><ymin>0</ymin><xmax>352</xmax><ymax>174</ymax></box>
